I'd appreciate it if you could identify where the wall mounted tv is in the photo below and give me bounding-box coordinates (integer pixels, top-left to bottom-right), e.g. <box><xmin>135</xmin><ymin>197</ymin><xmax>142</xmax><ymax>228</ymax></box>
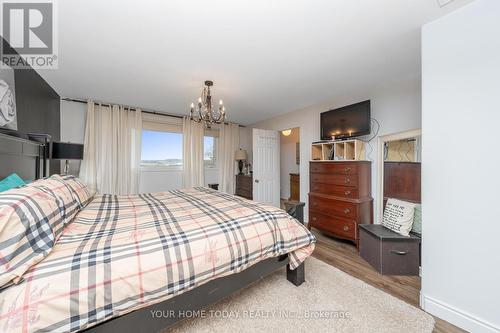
<box><xmin>320</xmin><ymin>100</ymin><xmax>371</xmax><ymax>140</ymax></box>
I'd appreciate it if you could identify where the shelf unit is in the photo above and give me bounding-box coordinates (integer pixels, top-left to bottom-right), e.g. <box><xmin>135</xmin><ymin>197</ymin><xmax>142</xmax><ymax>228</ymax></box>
<box><xmin>311</xmin><ymin>139</ymin><xmax>366</xmax><ymax>161</ymax></box>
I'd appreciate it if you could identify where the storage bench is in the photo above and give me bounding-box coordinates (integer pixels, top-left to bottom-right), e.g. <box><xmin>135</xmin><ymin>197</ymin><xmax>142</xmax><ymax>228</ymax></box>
<box><xmin>358</xmin><ymin>224</ymin><xmax>420</xmax><ymax>276</ymax></box>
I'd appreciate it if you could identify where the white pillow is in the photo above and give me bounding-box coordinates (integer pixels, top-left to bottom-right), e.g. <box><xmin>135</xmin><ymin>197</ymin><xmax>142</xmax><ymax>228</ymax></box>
<box><xmin>382</xmin><ymin>198</ymin><xmax>416</xmax><ymax>236</ymax></box>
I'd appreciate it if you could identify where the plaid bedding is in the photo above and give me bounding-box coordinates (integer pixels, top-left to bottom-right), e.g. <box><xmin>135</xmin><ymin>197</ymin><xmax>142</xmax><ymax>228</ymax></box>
<box><xmin>0</xmin><ymin>187</ymin><xmax>315</xmax><ymax>332</ymax></box>
<box><xmin>0</xmin><ymin>185</ymin><xmax>64</xmax><ymax>288</ymax></box>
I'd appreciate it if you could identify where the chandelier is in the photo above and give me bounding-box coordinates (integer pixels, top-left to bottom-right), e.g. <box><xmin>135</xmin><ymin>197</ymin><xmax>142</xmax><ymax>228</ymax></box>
<box><xmin>189</xmin><ymin>80</ymin><xmax>226</xmax><ymax>126</ymax></box>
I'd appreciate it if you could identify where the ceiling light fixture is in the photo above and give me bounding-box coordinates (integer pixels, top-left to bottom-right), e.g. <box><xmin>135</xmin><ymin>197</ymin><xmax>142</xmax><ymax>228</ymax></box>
<box><xmin>189</xmin><ymin>80</ymin><xmax>226</xmax><ymax>127</ymax></box>
<box><xmin>282</xmin><ymin>129</ymin><xmax>292</xmax><ymax>136</ymax></box>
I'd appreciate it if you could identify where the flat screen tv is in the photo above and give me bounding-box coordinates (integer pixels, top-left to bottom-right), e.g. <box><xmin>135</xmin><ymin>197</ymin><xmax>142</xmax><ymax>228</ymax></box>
<box><xmin>320</xmin><ymin>100</ymin><xmax>371</xmax><ymax>140</ymax></box>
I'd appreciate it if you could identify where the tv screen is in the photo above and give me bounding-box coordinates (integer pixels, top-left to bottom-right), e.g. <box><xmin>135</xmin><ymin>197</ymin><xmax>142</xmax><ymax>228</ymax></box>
<box><xmin>320</xmin><ymin>100</ymin><xmax>371</xmax><ymax>140</ymax></box>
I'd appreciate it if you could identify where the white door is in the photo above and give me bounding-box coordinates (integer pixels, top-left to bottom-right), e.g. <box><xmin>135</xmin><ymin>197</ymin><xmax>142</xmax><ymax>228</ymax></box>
<box><xmin>252</xmin><ymin>128</ymin><xmax>280</xmax><ymax>207</ymax></box>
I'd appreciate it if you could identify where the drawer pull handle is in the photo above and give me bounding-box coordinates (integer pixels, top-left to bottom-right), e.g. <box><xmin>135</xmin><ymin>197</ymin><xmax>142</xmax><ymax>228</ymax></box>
<box><xmin>344</xmin><ymin>167</ymin><xmax>351</xmax><ymax>173</ymax></box>
<box><xmin>390</xmin><ymin>250</ymin><xmax>408</xmax><ymax>256</ymax></box>
<box><xmin>312</xmin><ymin>217</ymin><xmax>317</xmax><ymax>221</ymax></box>
<box><xmin>344</xmin><ymin>190</ymin><xmax>351</xmax><ymax>196</ymax></box>
<box><xmin>343</xmin><ymin>226</ymin><xmax>349</xmax><ymax>231</ymax></box>
<box><xmin>344</xmin><ymin>178</ymin><xmax>351</xmax><ymax>184</ymax></box>
<box><xmin>343</xmin><ymin>208</ymin><xmax>351</xmax><ymax>214</ymax></box>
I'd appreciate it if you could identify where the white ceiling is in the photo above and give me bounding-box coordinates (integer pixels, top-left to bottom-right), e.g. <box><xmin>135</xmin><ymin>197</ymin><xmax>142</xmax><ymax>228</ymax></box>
<box><xmin>38</xmin><ymin>0</ymin><xmax>473</xmax><ymax>125</ymax></box>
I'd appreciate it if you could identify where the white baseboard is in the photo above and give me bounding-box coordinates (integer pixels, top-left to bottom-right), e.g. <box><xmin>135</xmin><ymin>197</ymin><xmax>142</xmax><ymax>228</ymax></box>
<box><xmin>421</xmin><ymin>294</ymin><xmax>499</xmax><ymax>333</ymax></box>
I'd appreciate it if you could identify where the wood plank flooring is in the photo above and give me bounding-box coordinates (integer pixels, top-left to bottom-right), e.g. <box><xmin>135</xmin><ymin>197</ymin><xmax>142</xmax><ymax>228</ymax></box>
<box><xmin>311</xmin><ymin>230</ymin><xmax>467</xmax><ymax>333</ymax></box>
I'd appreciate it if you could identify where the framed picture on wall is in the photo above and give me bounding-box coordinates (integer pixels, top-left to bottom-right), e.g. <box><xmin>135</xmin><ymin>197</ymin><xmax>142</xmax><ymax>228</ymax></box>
<box><xmin>0</xmin><ymin>63</ymin><xmax>17</xmax><ymax>130</ymax></box>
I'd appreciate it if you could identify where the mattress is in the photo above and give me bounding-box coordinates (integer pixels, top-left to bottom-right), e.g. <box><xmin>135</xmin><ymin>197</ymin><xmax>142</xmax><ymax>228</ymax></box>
<box><xmin>0</xmin><ymin>187</ymin><xmax>315</xmax><ymax>332</ymax></box>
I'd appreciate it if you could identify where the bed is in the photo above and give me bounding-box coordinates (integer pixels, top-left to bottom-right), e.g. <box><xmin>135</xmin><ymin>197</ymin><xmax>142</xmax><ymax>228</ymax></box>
<box><xmin>0</xmin><ymin>132</ymin><xmax>316</xmax><ymax>333</ymax></box>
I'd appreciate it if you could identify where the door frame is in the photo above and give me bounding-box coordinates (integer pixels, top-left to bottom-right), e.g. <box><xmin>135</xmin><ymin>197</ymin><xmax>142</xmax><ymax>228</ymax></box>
<box><xmin>278</xmin><ymin>127</ymin><xmax>301</xmax><ymax>203</ymax></box>
<box><xmin>376</xmin><ymin>128</ymin><xmax>422</xmax><ymax>223</ymax></box>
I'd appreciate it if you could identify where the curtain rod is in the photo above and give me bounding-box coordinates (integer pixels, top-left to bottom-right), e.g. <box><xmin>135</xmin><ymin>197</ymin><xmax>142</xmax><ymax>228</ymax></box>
<box><xmin>61</xmin><ymin>97</ymin><xmax>245</xmax><ymax>127</ymax></box>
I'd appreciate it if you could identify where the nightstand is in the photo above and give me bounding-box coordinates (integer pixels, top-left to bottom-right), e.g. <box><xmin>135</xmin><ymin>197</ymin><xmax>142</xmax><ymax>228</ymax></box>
<box><xmin>235</xmin><ymin>175</ymin><xmax>252</xmax><ymax>200</ymax></box>
<box><xmin>284</xmin><ymin>200</ymin><xmax>305</xmax><ymax>224</ymax></box>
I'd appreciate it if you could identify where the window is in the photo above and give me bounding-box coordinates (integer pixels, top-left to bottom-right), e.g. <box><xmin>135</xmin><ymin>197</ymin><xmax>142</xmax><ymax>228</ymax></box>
<box><xmin>141</xmin><ymin>130</ymin><xmax>218</xmax><ymax>170</ymax></box>
<box><xmin>204</xmin><ymin>136</ymin><xmax>216</xmax><ymax>167</ymax></box>
<box><xmin>141</xmin><ymin>130</ymin><xmax>183</xmax><ymax>168</ymax></box>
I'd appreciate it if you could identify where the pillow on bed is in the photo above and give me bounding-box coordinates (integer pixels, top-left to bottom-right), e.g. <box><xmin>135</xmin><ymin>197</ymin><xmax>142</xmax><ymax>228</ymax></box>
<box><xmin>382</xmin><ymin>198</ymin><xmax>416</xmax><ymax>237</ymax></box>
<box><xmin>0</xmin><ymin>185</ymin><xmax>63</xmax><ymax>287</ymax></box>
<box><xmin>27</xmin><ymin>175</ymin><xmax>82</xmax><ymax>236</ymax></box>
<box><xmin>60</xmin><ymin>175</ymin><xmax>94</xmax><ymax>208</ymax></box>
<box><xmin>0</xmin><ymin>173</ymin><xmax>26</xmax><ymax>192</ymax></box>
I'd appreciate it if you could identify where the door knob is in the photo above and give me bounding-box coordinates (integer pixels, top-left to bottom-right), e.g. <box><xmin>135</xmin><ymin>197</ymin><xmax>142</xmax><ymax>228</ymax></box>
<box><xmin>343</xmin><ymin>225</ymin><xmax>349</xmax><ymax>231</ymax></box>
<box><xmin>343</xmin><ymin>208</ymin><xmax>351</xmax><ymax>214</ymax></box>
<box><xmin>255</xmin><ymin>179</ymin><xmax>259</xmax><ymax>183</ymax></box>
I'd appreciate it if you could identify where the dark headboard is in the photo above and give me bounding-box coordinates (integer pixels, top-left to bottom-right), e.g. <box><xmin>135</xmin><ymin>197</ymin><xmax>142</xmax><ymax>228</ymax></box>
<box><xmin>383</xmin><ymin>162</ymin><xmax>421</xmax><ymax>207</ymax></box>
<box><xmin>2</xmin><ymin>36</ymin><xmax>61</xmax><ymax>175</ymax></box>
<box><xmin>0</xmin><ymin>132</ymin><xmax>46</xmax><ymax>181</ymax></box>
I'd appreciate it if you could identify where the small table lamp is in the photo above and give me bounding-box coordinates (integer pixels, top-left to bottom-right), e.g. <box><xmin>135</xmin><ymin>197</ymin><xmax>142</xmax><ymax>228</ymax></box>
<box><xmin>235</xmin><ymin>149</ymin><xmax>247</xmax><ymax>175</ymax></box>
<box><xmin>51</xmin><ymin>142</ymin><xmax>84</xmax><ymax>175</ymax></box>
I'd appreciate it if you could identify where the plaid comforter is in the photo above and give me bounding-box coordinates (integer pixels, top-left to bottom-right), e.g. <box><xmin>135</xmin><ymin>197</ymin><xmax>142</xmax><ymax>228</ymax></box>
<box><xmin>0</xmin><ymin>187</ymin><xmax>315</xmax><ymax>332</ymax></box>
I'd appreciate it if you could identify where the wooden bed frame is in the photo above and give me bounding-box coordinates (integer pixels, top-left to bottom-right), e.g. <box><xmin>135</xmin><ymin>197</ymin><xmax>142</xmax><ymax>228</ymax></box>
<box><xmin>0</xmin><ymin>130</ymin><xmax>305</xmax><ymax>332</ymax></box>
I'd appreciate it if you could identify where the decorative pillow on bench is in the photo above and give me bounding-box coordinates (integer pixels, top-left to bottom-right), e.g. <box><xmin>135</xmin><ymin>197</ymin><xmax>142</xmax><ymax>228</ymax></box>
<box><xmin>411</xmin><ymin>204</ymin><xmax>422</xmax><ymax>235</ymax></box>
<box><xmin>382</xmin><ymin>198</ymin><xmax>416</xmax><ymax>237</ymax></box>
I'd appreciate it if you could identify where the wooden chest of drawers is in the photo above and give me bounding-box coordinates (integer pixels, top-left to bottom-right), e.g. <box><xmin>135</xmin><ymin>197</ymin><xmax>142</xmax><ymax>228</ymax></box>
<box><xmin>235</xmin><ymin>175</ymin><xmax>253</xmax><ymax>200</ymax></box>
<box><xmin>289</xmin><ymin>173</ymin><xmax>300</xmax><ymax>201</ymax></box>
<box><xmin>308</xmin><ymin>161</ymin><xmax>373</xmax><ymax>246</ymax></box>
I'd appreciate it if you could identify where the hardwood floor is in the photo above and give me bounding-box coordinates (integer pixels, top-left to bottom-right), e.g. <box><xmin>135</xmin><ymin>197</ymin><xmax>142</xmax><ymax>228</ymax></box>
<box><xmin>311</xmin><ymin>230</ymin><xmax>467</xmax><ymax>333</ymax></box>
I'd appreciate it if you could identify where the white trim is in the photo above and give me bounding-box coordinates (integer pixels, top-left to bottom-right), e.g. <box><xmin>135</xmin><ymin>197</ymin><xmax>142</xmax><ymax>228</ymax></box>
<box><xmin>421</xmin><ymin>294</ymin><xmax>500</xmax><ymax>333</ymax></box>
<box><xmin>376</xmin><ymin>128</ymin><xmax>421</xmax><ymax>223</ymax></box>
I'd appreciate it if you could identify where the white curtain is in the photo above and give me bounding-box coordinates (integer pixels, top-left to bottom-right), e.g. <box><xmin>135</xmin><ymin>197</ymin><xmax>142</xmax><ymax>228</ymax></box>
<box><xmin>182</xmin><ymin>117</ymin><xmax>205</xmax><ymax>187</ymax></box>
<box><xmin>79</xmin><ymin>100</ymin><xmax>142</xmax><ymax>195</ymax></box>
<box><xmin>218</xmin><ymin>122</ymin><xmax>240</xmax><ymax>194</ymax></box>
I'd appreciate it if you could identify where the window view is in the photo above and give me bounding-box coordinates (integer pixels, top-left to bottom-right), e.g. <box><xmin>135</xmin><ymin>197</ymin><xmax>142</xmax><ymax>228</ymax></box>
<box><xmin>204</xmin><ymin>136</ymin><xmax>216</xmax><ymax>166</ymax></box>
<box><xmin>141</xmin><ymin>130</ymin><xmax>183</xmax><ymax>167</ymax></box>
<box><xmin>141</xmin><ymin>130</ymin><xmax>217</xmax><ymax>168</ymax></box>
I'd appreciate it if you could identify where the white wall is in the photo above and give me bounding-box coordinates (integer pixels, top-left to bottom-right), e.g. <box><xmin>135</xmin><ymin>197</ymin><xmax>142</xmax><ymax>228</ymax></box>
<box><xmin>251</xmin><ymin>77</ymin><xmax>421</xmax><ymax>222</ymax></box>
<box><xmin>421</xmin><ymin>1</ymin><xmax>500</xmax><ymax>332</ymax></box>
<box><xmin>280</xmin><ymin>128</ymin><xmax>300</xmax><ymax>199</ymax></box>
<box><xmin>59</xmin><ymin>100</ymin><xmax>86</xmax><ymax>175</ymax></box>
<box><xmin>60</xmin><ymin>100</ymin><xmax>251</xmax><ymax>192</ymax></box>
<box><xmin>238</xmin><ymin>126</ymin><xmax>253</xmax><ymax>165</ymax></box>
